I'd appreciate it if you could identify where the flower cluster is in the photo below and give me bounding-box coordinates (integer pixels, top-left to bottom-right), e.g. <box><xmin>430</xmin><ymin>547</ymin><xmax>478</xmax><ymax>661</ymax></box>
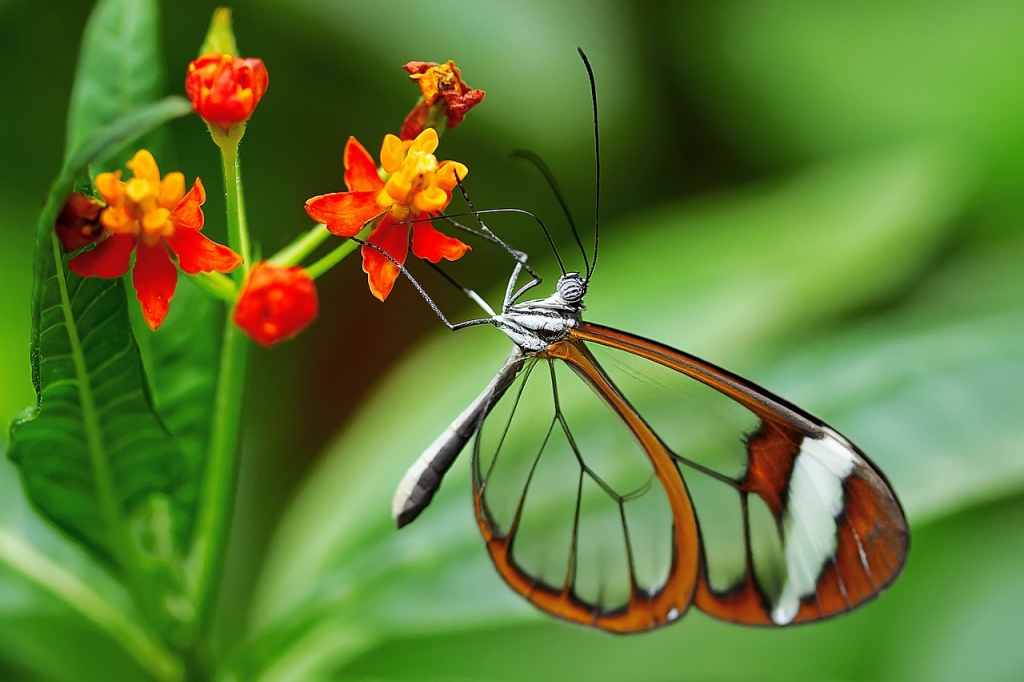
<box><xmin>68</xmin><ymin>150</ymin><xmax>241</xmax><ymax>329</ymax></box>
<box><xmin>31</xmin><ymin>12</ymin><xmax>500</xmax><ymax>674</ymax></box>
<box><xmin>65</xmin><ymin>42</ymin><xmax>483</xmax><ymax>345</ymax></box>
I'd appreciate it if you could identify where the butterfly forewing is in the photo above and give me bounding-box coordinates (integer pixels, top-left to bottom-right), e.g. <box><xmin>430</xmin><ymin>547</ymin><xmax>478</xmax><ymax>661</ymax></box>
<box><xmin>587</xmin><ymin>339</ymin><xmax>758</xmax><ymax>480</ymax></box>
<box><xmin>571</xmin><ymin>322</ymin><xmax>909</xmax><ymax>626</ymax></box>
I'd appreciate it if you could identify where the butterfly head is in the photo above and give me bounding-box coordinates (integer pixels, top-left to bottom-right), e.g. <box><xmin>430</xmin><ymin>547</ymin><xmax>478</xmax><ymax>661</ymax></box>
<box><xmin>556</xmin><ymin>272</ymin><xmax>587</xmax><ymax>305</ymax></box>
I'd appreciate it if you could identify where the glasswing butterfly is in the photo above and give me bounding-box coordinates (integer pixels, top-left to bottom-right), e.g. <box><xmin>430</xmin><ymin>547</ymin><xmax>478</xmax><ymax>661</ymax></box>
<box><xmin>384</xmin><ymin>50</ymin><xmax>908</xmax><ymax>633</ymax></box>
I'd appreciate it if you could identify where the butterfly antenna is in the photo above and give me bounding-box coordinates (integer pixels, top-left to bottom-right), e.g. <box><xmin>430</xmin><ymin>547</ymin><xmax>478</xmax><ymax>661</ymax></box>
<box><xmin>453</xmin><ymin>173</ymin><xmax>565</xmax><ymax>277</ymax></box>
<box><xmin>509</xmin><ymin>148</ymin><xmax>586</xmax><ymax>276</ymax></box>
<box><xmin>578</xmin><ymin>47</ymin><xmax>600</xmax><ymax>279</ymax></box>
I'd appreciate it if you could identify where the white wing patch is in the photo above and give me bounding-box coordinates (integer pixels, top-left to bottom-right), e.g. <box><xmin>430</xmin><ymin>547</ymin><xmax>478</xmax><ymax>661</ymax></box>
<box><xmin>772</xmin><ymin>428</ymin><xmax>856</xmax><ymax>624</ymax></box>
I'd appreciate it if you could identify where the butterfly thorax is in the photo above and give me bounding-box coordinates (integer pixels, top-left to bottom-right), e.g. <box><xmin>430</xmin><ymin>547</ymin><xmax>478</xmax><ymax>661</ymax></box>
<box><xmin>494</xmin><ymin>273</ymin><xmax>587</xmax><ymax>353</ymax></box>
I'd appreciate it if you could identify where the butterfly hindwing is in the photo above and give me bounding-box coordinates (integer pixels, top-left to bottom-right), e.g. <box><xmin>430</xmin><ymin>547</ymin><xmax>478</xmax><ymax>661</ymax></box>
<box><xmin>471</xmin><ymin>342</ymin><xmax>701</xmax><ymax>632</ymax></box>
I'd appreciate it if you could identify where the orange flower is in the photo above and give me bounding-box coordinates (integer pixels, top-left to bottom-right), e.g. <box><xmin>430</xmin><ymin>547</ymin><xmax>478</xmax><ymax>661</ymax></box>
<box><xmin>185</xmin><ymin>52</ymin><xmax>269</xmax><ymax>130</ymax></box>
<box><xmin>400</xmin><ymin>60</ymin><xmax>485</xmax><ymax>140</ymax></box>
<box><xmin>69</xmin><ymin>150</ymin><xmax>242</xmax><ymax>329</ymax></box>
<box><xmin>304</xmin><ymin>128</ymin><xmax>470</xmax><ymax>301</ymax></box>
<box><xmin>233</xmin><ymin>262</ymin><xmax>318</xmax><ymax>346</ymax></box>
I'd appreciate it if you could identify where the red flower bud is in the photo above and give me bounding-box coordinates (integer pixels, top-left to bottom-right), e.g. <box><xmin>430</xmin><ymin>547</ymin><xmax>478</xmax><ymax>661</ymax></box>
<box><xmin>233</xmin><ymin>262</ymin><xmax>318</xmax><ymax>347</ymax></box>
<box><xmin>55</xmin><ymin>192</ymin><xmax>105</xmax><ymax>252</ymax></box>
<box><xmin>186</xmin><ymin>52</ymin><xmax>269</xmax><ymax>130</ymax></box>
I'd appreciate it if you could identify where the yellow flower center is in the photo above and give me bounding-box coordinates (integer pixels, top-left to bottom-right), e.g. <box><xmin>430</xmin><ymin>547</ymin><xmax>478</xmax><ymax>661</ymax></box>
<box><xmin>95</xmin><ymin>150</ymin><xmax>185</xmax><ymax>245</ymax></box>
<box><xmin>377</xmin><ymin>128</ymin><xmax>468</xmax><ymax>218</ymax></box>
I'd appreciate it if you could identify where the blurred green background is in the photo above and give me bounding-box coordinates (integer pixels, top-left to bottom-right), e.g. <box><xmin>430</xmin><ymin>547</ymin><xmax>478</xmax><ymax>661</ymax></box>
<box><xmin>2</xmin><ymin>0</ymin><xmax>1023</xmax><ymax>680</ymax></box>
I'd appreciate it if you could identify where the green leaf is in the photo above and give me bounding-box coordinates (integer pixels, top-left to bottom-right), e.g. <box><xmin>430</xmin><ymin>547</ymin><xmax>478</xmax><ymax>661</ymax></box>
<box><xmin>0</xmin><ymin>453</ymin><xmax>182</xmax><ymax>682</ymax></box>
<box><xmin>8</xmin><ymin>238</ymin><xmax>186</xmax><ymax>570</ymax></box>
<box><xmin>242</xmin><ymin>148</ymin><xmax>1021</xmax><ymax>677</ymax></box>
<box><xmin>65</xmin><ymin>0</ymin><xmax>164</xmax><ymax>166</ymax></box>
<box><xmin>302</xmin><ymin>496</ymin><xmax>1024</xmax><ymax>682</ymax></box>
<box><xmin>2</xmin><ymin>0</ymin><xmax>196</xmax><ymax>675</ymax></box>
<box><xmin>143</xmin><ymin>277</ymin><xmax>219</xmax><ymax>540</ymax></box>
<box><xmin>65</xmin><ymin>0</ymin><xmax>217</xmax><ymax>549</ymax></box>
<box><xmin>667</xmin><ymin>2</ymin><xmax>1024</xmax><ymax>187</ymax></box>
<box><xmin>8</xmin><ymin>0</ymin><xmax>189</xmax><ymax>570</ymax></box>
<box><xmin>8</xmin><ymin>94</ymin><xmax>191</xmax><ymax>574</ymax></box>
<box><xmin>198</xmin><ymin>7</ymin><xmax>240</xmax><ymax>57</ymax></box>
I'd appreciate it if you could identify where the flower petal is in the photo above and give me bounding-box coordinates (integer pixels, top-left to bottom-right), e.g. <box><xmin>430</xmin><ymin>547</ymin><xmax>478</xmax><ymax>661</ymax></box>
<box><xmin>159</xmin><ymin>171</ymin><xmax>186</xmax><ymax>210</ymax></box>
<box><xmin>412</xmin><ymin>185</ymin><xmax>449</xmax><ymax>214</ymax></box>
<box><xmin>411</xmin><ymin>221</ymin><xmax>471</xmax><ymax>263</ymax></box>
<box><xmin>127</xmin><ymin>150</ymin><xmax>161</xmax><ymax>186</ymax></box>
<box><xmin>95</xmin><ymin>171</ymin><xmax>124</xmax><ymax>206</ymax></box>
<box><xmin>362</xmin><ymin>213</ymin><xmax>410</xmax><ymax>301</ymax></box>
<box><xmin>169</xmin><ymin>178</ymin><xmax>206</xmax><ymax>231</ymax></box>
<box><xmin>409</xmin><ymin>127</ymin><xmax>439</xmax><ymax>155</ymax></box>
<box><xmin>68</xmin><ymin>232</ymin><xmax>137</xmax><ymax>278</ymax></box>
<box><xmin>380</xmin><ymin>134</ymin><xmax>411</xmax><ymax>174</ymax></box>
<box><xmin>132</xmin><ymin>242</ymin><xmax>178</xmax><ymax>329</ymax></box>
<box><xmin>399</xmin><ymin>101</ymin><xmax>432</xmax><ymax>141</ymax></box>
<box><xmin>165</xmin><ymin>227</ymin><xmax>242</xmax><ymax>274</ymax></box>
<box><xmin>343</xmin><ymin>137</ymin><xmax>383</xmax><ymax>192</ymax></box>
<box><xmin>441</xmin><ymin>86</ymin><xmax>485</xmax><ymax>128</ymax></box>
<box><xmin>305</xmin><ymin>191</ymin><xmax>385</xmax><ymax>237</ymax></box>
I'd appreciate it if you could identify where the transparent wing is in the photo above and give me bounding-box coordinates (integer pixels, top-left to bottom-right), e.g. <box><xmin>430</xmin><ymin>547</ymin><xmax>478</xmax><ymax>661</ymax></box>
<box><xmin>569</xmin><ymin>322</ymin><xmax>909</xmax><ymax>627</ymax></box>
<box><xmin>471</xmin><ymin>342</ymin><xmax>701</xmax><ymax>632</ymax></box>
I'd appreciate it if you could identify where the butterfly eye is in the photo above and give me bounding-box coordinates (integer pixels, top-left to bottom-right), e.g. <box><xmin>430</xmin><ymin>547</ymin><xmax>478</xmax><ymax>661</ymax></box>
<box><xmin>557</xmin><ymin>273</ymin><xmax>586</xmax><ymax>304</ymax></box>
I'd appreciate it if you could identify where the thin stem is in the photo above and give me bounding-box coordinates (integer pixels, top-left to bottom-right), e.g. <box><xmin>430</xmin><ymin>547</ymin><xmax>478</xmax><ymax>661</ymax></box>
<box><xmin>189</xmin><ymin>319</ymin><xmax>248</xmax><ymax>630</ymax></box>
<box><xmin>187</xmin><ymin>271</ymin><xmax>236</xmax><ymax>302</ymax></box>
<box><xmin>188</xmin><ymin>137</ymin><xmax>252</xmax><ymax>636</ymax></box>
<box><xmin>269</xmin><ymin>223</ymin><xmax>333</xmax><ymax>267</ymax></box>
<box><xmin>306</xmin><ymin>224</ymin><xmax>372</xmax><ymax>280</ymax></box>
<box><xmin>220</xmin><ymin>140</ymin><xmax>251</xmax><ymax>280</ymax></box>
<box><xmin>0</xmin><ymin>528</ymin><xmax>183</xmax><ymax>681</ymax></box>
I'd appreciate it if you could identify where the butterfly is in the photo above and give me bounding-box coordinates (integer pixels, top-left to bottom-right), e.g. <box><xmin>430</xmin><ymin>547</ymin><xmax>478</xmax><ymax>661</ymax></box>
<box><xmin>388</xmin><ymin>51</ymin><xmax>909</xmax><ymax>633</ymax></box>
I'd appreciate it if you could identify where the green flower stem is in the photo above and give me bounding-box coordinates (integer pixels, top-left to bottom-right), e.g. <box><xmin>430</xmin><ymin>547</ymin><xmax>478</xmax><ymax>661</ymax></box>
<box><xmin>0</xmin><ymin>528</ymin><xmax>183</xmax><ymax>681</ymax></box>
<box><xmin>269</xmin><ymin>223</ymin><xmax>332</xmax><ymax>267</ymax></box>
<box><xmin>188</xmin><ymin>135</ymin><xmax>251</xmax><ymax>634</ymax></box>
<box><xmin>187</xmin><ymin>271</ymin><xmax>236</xmax><ymax>302</ymax></box>
<box><xmin>427</xmin><ymin>110</ymin><xmax>449</xmax><ymax>140</ymax></box>
<box><xmin>189</xmin><ymin>319</ymin><xmax>248</xmax><ymax>629</ymax></box>
<box><xmin>220</xmin><ymin>135</ymin><xmax>251</xmax><ymax>280</ymax></box>
<box><xmin>306</xmin><ymin>224</ymin><xmax>373</xmax><ymax>280</ymax></box>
